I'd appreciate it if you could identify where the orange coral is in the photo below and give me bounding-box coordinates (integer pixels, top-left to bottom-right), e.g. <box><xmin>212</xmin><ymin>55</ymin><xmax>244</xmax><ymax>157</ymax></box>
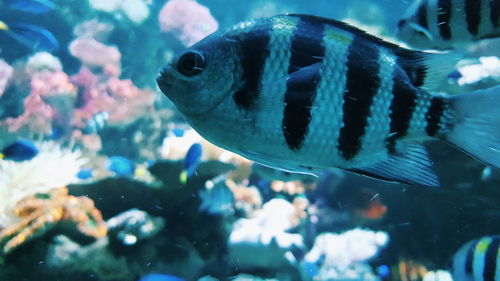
<box><xmin>0</xmin><ymin>187</ymin><xmax>107</xmax><ymax>255</ymax></box>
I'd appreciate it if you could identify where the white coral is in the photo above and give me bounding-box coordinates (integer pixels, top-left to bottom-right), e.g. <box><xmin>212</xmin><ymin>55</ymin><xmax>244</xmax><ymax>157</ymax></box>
<box><xmin>0</xmin><ymin>142</ymin><xmax>86</xmax><ymax>227</ymax></box>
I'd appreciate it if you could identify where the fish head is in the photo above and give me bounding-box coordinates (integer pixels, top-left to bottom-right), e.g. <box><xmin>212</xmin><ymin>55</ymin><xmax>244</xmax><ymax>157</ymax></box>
<box><xmin>157</xmin><ymin>34</ymin><xmax>238</xmax><ymax>116</ymax></box>
<box><xmin>396</xmin><ymin>18</ymin><xmax>435</xmax><ymax>49</ymax></box>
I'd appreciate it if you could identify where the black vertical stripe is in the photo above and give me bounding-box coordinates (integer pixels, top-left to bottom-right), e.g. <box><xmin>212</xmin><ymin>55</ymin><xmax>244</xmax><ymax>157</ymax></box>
<box><xmin>287</xmin><ymin>18</ymin><xmax>325</xmax><ymax>72</ymax></box>
<box><xmin>233</xmin><ymin>20</ymin><xmax>272</xmax><ymax>109</ymax></box>
<box><xmin>484</xmin><ymin>238</ymin><xmax>500</xmax><ymax>281</ymax></box>
<box><xmin>465</xmin><ymin>0</ymin><xmax>482</xmax><ymax>35</ymax></box>
<box><xmin>417</xmin><ymin>0</ymin><xmax>429</xmax><ymax>29</ymax></box>
<box><xmin>425</xmin><ymin>97</ymin><xmax>445</xmax><ymax>136</ymax></box>
<box><xmin>338</xmin><ymin>36</ymin><xmax>381</xmax><ymax>160</ymax></box>
<box><xmin>396</xmin><ymin>55</ymin><xmax>427</xmax><ymax>88</ymax></box>
<box><xmin>386</xmin><ymin>68</ymin><xmax>418</xmax><ymax>152</ymax></box>
<box><xmin>465</xmin><ymin>240</ymin><xmax>479</xmax><ymax>275</ymax></box>
<box><xmin>438</xmin><ymin>0</ymin><xmax>453</xmax><ymax>40</ymax></box>
<box><xmin>491</xmin><ymin>0</ymin><xmax>500</xmax><ymax>27</ymax></box>
<box><xmin>282</xmin><ymin>17</ymin><xmax>325</xmax><ymax>150</ymax></box>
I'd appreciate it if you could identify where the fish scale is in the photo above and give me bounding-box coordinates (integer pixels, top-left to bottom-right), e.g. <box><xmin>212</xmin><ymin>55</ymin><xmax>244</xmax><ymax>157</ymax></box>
<box><xmin>299</xmin><ymin>25</ymin><xmax>351</xmax><ymax>166</ymax></box>
<box><xmin>158</xmin><ymin>14</ymin><xmax>500</xmax><ymax>186</ymax></box>
<box><xmin>256</xmin><ymin>16</ymin><xmax>296</xmax><ymax>151</ymax></box>
<box><xmin>357</xmin><ymin>49</ymin><xmax>395</xmax><ymax>164</ymax></box>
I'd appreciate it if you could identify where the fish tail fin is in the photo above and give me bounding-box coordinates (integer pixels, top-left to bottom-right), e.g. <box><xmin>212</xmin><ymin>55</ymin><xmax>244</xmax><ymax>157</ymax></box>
<box><xmin>0</xmin><ymin>153</ymin><xmax>4</xmax><ymax>160</ymax></box>
<box><xmin>179</xmin><ymin>170</ymin><xmax>188</xmax><ymax>184</ymax></box>
<box><xmin>444</xmin><ymin>85</ymin><xmax>500</xmax><ymax>168</ymax></box>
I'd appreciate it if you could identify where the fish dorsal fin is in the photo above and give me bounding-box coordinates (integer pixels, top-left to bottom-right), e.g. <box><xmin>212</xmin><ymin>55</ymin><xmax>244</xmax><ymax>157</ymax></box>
<box><xmin>348</xmin><ymin>143</ymin><xmax>439</xmax><ymax>186</ymax></box>
<box><xmin>286</xmin><ymin>14</ymin><xmax>459</xmax><ymax>91</ymax></box>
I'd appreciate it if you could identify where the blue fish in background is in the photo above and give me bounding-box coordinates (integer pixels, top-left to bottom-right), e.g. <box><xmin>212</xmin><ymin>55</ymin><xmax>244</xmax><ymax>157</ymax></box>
<box><xmin>198</xmin><ymin>175</ymin><xmax>234</xmax><ymax>215</ymax></box>
<box><xmin>107</xmin><ymin>156</ymin><xmax>136</xmax><ymax>177</ymax></box>
<box><xmin>76</xmin><ymin>168</ymin><xmax>94</xmax><ymax>180</ymax></box>
<box><xmin>6</xmin><ymin>0</ymin><xmax>55</xmax><ymax>14</ymax></box>
<box><xmin>179</xmin><ymin>142</ymin><xmax>202</xmax><ymax>184</ymax></box>
<box><xmin>138</xmin><ymin>273</ymin><xmax>185</xmax><ymax>281</ymax></box>
<box><xmin>0</xmin><ymin>140</ymin><xmax>39</xmax><ymax>162</ymax></box>
<box><xmin>0</xmin><ymin>21</ymin><xmax>59</xmax><ymax>51</ymax></box>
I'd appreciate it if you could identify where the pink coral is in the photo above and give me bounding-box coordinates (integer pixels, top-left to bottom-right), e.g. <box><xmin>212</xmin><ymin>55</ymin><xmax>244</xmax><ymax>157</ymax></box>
<box><xmin>158</xmin><ymin>0</ymin><xmax>218</xmax><ymax>46</ymax></box>
<box><xmin>31</xmin><ymin>71</ymin><xmax>76</xmax><ymax>97</ymax></box>
<box><xmin>0</xmin><ymin>60</ymin><xmax>13</xmax><ymax>98</ymax></box>
<box><xmin>72</xmin><ymin>67</ymin><xmax>155</xmax><ymax>127</ymax></box>
<box><xmin>74</xmin><ymin>19</ymin><xmax>114</xmax><ymax>42</ymax></box>
<box><xmin>4</xmin><ymin>70</ymin><xmax>76</xmax><ymax>133</ymax></box>
<box><xmin>69</xmin><ymin>38</ymin><xmax>121</xmax><ymax>70</ymax></box>
<box><xmin>5</xmin><ymin>90</ymin><xmax>55</xmax><ymax>133</ymax></box>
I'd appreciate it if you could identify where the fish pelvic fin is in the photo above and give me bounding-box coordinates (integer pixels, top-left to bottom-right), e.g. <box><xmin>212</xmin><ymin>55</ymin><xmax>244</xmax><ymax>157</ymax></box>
<box><xmin>444</xmin><ymin>85</ymin><xmax>500</xmax><ymax>169</ymax></box>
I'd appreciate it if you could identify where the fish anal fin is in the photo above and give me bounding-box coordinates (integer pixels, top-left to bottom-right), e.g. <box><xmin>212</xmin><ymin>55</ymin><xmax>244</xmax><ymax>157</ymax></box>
<box><xmin>348</xmin><ymin>143</ymin><xmax>439</xmax><ymax>186</ymax></box>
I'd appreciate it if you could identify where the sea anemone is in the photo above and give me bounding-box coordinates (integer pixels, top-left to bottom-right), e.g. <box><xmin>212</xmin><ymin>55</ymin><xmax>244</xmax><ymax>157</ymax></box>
<box><xmin>0</xmin><ymin>142</ymin><xmax>86</xmax><ymax>227</ymax></box>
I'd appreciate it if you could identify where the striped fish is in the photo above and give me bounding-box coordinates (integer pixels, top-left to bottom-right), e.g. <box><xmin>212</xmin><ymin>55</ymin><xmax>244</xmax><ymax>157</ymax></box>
<box><xmin>452</xmin><ymin>236</ymin><xmax>500</xmax><ymax>281</ymax></box>
<box><xmin>157</xmin><ymin>14</ymin><xmax>500</xmax><ymax>187</ymax></box>
<box><xmin>397</xmin><ymin>0</ymin><xmax>500</xmax><ymax>49</ymax></box>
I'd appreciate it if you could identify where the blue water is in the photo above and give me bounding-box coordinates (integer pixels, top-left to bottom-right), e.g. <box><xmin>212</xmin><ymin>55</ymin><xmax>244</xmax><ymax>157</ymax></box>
<box><xmin>0</xmin><ymin>0</ymin><xmax>499</xmax><ymax>281</ymax></box>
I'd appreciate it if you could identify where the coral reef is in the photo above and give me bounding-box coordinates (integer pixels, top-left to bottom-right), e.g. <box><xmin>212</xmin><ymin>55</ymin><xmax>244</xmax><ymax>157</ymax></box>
<box><xmin>0</xmin><ymin>59</ymin><xmax>13</xmax><ymax>98</ymax></box>
<box><xmin>159</xmin><ymin>0</ymin><xmax>219</xmax><ymax>46</ymax></box>
<box><xmin>0</xmin><ymin>187</ymin><xmax>107</xmax><ymax>255</ymax></box>
<box><xmin>0</xmin><ymin>142</ymin><xmax>85</xmax><ymax>227</ymax></box>
<box><xmin>304</xmin><ymin>228</ymin><xmax>389</xmax><ymax>281</ymax></box>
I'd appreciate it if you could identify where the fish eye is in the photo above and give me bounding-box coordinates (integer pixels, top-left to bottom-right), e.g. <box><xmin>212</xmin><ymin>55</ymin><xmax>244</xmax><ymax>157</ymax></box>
<box><xmin>177</xmin><ymin>51</ymin><xmax>206</xmax><ymax>77</ymax></box>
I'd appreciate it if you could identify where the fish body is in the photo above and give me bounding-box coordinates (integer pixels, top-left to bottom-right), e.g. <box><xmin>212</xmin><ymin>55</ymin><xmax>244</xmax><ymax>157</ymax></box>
<box><xmin>397</xmin><ymin>0</ymin><xmax>500</xmax><ymax>49</ymax></box>
<box><xmin>107</xmin><ymin>156</ymin><xmax>136</xmax><ymax>176</ymax></box>
<box><xmin>138</xmin><ymin>274</ymin><xmax>185</xmax><ymax>281</ymax></box>
<box><xmin>198</xmin><ymin>175</ymin><xmax>235</xmax><ymax>215</ymax></box>
<box><xmin>451</xmin><ymin>236</ymin><xmax>500</xmax><ymax>281</ymax></box>
<box><xmin>179</xmin><ymin>142</ymin><xmax>202</xmax><ymax>184</ymax></box>
<box><xmin>76</xmin><ymin>168</ymin><xmax>94</xmax><ymax>180</ymax></box>
<box><xmin>0</xmin><ymin>20</ymin><xmax>59</xmax><ymax>51</ymax></box>
<box><xmin>0</xmin><ymin>140</ymin><xmax>39</xmax><ymax>161</ymax></box>
<box><xmin>6</xmin><ymin>0</ymin><xmax>55</xmax><ymax>14</ymax></box>
<box><xmin>157</xmin><ymin>14</ymin><xmax>500</xmax><ymax>186</ymax></box>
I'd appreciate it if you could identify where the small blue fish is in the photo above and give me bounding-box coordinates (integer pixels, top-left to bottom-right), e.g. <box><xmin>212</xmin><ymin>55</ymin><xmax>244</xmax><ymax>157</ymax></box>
<box><xmin>179</xmin><ymin>142</ymin><xmax>202</xmax><ymax>184</ymax></box>
<box><xmin>171</xmin><ymin>127</ymin><xmax>185</xmax><ymax>137</ymax></box>
<box><xmin>107</xmin><ymin>156</ymin><xmax>136</xmax><ymax>176</ymax></box>
<box><xmin>138</xmin><ymin>273</ymin><xmax>185</xmax><ymax>281</ymax></box>
<box><xmin>198</xmin><ymin>175</ymin><xmax>234</xmax><ymax>215</ymax></box>
<box><xmin>377</xmin><ymin>264</ymin><xmax>390</xmax><ymax>278</ymax></box>
<box><xmin>0</xmin><ymin>140</ymin><xmax>39</xmax><ymax>161</ymax></box>
<box><xmin>76</xmin><ymin>168</ymin><xmax>93</xmax><ymax>180</ymax></box>
<box><xmin>6</xmin><ymin>0</ymin><xmax>55</xmax><ymax>14</ymax></box>
<box><xmin>0</xmin><ymin>21</ymin><xmax>59</xmax><ymax>51</ymax></box>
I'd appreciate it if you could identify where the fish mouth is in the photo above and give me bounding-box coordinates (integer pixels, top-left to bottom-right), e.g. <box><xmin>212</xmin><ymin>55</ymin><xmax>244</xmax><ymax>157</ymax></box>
<box><xmin>156</xmin><ymin>67</ymin><xmax>173</xmax><ymax>96</ymax></box>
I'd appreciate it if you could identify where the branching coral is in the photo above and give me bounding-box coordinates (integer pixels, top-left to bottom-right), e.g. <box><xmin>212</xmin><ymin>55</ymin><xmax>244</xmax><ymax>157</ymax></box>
<box><xmin>0</xmin><ymin>186</ymin><xmax>107</xmax><ymax>254</ymax></box>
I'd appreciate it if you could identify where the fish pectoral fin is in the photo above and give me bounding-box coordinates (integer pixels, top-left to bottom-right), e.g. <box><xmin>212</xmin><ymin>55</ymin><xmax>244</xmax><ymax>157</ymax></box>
<box><xmin>348</xmin><ymin>143</ymin><xmax>439</xmax><ymax>187</ymax></box>
<box><xmin>259</xmin><ymin>63</ymin><xmax>323</xmax><ymax>104</ymax></box>
<box><xmin>408</xmin><ymin>23</ymin><xmax>434</xmax><ymax>41</ymax></box>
